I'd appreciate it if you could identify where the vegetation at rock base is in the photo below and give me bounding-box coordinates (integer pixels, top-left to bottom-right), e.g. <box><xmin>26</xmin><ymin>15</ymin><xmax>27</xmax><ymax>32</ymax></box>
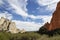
<box><xmin>0</xmin><ymin>30</ymin><xmax>60</xmax><ymax>40</ymax></box>
<box><xmin>38</xmin><ymin>26</ymin><xmax>60</xmax><ymax>36</ymax></box>
<box><xmin>0</xmin><ymin>31</ymin><xmax>40</xmax><ymax>40</ymax></box>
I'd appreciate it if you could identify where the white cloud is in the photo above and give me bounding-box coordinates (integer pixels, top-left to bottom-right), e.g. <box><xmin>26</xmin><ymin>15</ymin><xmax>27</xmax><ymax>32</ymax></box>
<box><xmin>0</xmin><ymin>12</ymin><xmax>13</xmax><ymax>20</ymax></box>
<box><xmin>0</xmin><ymin>0</ymin><xmax>3</xmax><ymax>5</ymax></box>
<box><xmin>41</xmin><ymin>16</ymin><xmax>52</xmax><ymax>24</ymax></box>
<box><xmin>37</xmin><ymin>0</ymin><xmax>59</xmax><ymax>5</ymax></box>
<box><xmin>7</xmin><ymin>0</ymin><xmax>28</xmax><ymax>17</ymax></box>
<box><xmin>12</xmin><ymin>15</ymin><xmax>52</xmax><ymax>31</ymax></box>
<box><xmin>31</xmin><ymin>15</ymin><xmax>52</xmax><ymax>24</ymax></box>
<box><xmin>37</xmin><ymin>0</ymin><xmax>60</xmax><ymax>11</ymax></box>
<box><xmin>19</xmin><ymin>0</ymin><xmax>28</xmax><ymax>11</ymax></box>
<box><xmin>12</xmin><ymin>20</ymin><xmax>42</xmax><ymax>31</ymax></box>
<box><xmin>29</xmin><ymin>15</ymin><xmax>52</xmax><ymax>23</ymax></box>
<box><xmin>0</xmin><ymin>0</ymin><xmax>53</xmax><ymax>31</ymax></box>
<box><xmin>7</xmin><ymin>0</ymin><xmax>52</xmax><ymax>21</ymax></box>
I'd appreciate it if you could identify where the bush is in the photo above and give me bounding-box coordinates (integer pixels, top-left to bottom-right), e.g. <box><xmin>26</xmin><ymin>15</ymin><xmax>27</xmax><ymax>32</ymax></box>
<box><xmin>0</xmin><ymin>31</ymin><xmax>60</xmax><ymax>40</ymax></box>
<box><xmin>0</xmin><ymin>32</ymin><xmax>50</xmax><ymax>40</ymax></box>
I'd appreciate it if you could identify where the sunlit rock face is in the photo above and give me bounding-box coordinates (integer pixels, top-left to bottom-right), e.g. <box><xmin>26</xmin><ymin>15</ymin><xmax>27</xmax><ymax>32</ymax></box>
<box><xmin>49</xmin><ymin>2</ymin><xmax>60</xmax><ymax>31</ymax></box>
<box><xmin>9</xmin><ymin>22</ymin><xmax>19</xmax><ymax>33</ymax></box>
<box><xmin>0</xmin><ymin>17</ymin><xmax>20</xmax><ymax>33</ymax></box>
<box><xmin>0</xmin><ymin>17</ymin><xmax>5</xmax><ymax>30</ymax></box>
<box><xmin>44</xmin><ymin>22</ymin><xmax>50</xmax><ymax>30</ymax></box>
<box><xmin>0</xmin><ymin>17</ymin><xmax>5</xmax><ymax>25</ymax></box>
<box><xmin>2</xmin><ymin>19</ymin><xmax>10</xmax><ymax>30</ymax></box>
<box><xmin>44</xmin><ymin>2</ymin><xmax>60</xmax><ymax>31</ymax></box>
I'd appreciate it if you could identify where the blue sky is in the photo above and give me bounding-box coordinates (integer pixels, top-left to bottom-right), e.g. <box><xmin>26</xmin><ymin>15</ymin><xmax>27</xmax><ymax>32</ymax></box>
<box><xmin>0</xmin><ymin>0</ymin><xmax>59</xmax><ymax>31</ymax></box>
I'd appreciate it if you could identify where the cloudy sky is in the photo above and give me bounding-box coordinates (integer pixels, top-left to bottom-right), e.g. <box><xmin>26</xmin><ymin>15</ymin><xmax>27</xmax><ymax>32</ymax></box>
<box><xmin>0</xmin><ymin>0</ymin><xmax>60</xmax><ymax>31</ymax></box>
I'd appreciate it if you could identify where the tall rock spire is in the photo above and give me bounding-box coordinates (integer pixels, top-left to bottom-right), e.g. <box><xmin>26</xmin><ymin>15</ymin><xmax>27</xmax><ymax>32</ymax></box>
<box><xmin>48</xmin><ymin>1</ymin><xmax>60</xmax><ymax>31</ymax></box>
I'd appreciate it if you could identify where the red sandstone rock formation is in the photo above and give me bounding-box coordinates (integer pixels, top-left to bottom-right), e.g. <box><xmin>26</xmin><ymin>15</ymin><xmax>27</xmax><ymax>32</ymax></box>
<box><xmin>45</xmin><ymin>2</ymin><xmax>60</xmax><ymax>31</ymax></box>
<box><xmin>49</xmin><ymin>1</ymin><xmax>60</xmax><ymax>31</ymax></box>
<box><xmin>44</xmin><ymin>22</ymin><xmax>50</xmax><ymax>29</ymax></box>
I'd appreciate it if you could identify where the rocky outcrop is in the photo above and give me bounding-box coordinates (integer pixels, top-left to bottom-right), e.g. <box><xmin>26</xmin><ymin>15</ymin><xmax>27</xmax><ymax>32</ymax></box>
<box><xmin>0</xmin><ymin>17</ymin><xmax>20</xmax><ymax>33</ymax></box>
<box><xmin>2</xmin><ymin>19</ymin><xmax>10</xmax><ymax>30</ymax></box>
<box><xmin>49</xmin><ymin>1</ymin><xmax>60</xmax><ymax>31</ymax></box>
<box><xmin>0</xmin><ymin>17</ymin><xmax>5</xmax><ymax>30</ymax></box>
<box><xmin>9</xmin><ymin>22</ymin><xmax>19</xmax><ymax>33</ymax></box>
<box><xmin>44</xmin><ymin>22</ymin><xmax>50</xmax><ymax>29</ymax></box>
<box><xmin>44</xmin><ymin>1</ymin><xmax>60</xmax><ymax>31</ymax></box>
<box><xmin>20</xmin><ymin>29</ymin><xmax>26</xmax><ymax>33</ymax></box>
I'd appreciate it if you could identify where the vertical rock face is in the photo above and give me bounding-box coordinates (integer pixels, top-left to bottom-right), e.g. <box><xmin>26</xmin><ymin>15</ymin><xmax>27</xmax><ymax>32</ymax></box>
<box><xmin>9</xmin><ymin>22</ymin><xmax>19</xmax><ymax>33</ymax></box>
<box><xmin>0</xmin><ymin>17</ymin><xmax>20</xmax><ymax>33</ymax></box>
<box><xmin>44</xmin><ymin>2</ymin><xmax>60</xmax><ymax>31</ymax></box>
<box><xmin>2</xmin><ymin>19</ymin><xmax>10</xmax><ymax>30</ymax></box>
<box><xmin>0</xmin><ymin>17</ymin><xmax>26</xmax><ymax>33</ymax></box>
<box><xmin>0</xmin><ymin>17</ymin><xmax>5</xmax><ymax>30</ymax></box>
<box><xmin>44</xmin><ymin>22</ymin><xmax>50</xmax><ymax>30</ymax></box>
<box><xmin>48</xmin><ymin>2</ymin><xmax>60</xmax><ymax>31</ymax></box>
<box><xmin>0</xmin><ymin>17</ymin><xmax>5</xmax><ymax>25</ymax></box>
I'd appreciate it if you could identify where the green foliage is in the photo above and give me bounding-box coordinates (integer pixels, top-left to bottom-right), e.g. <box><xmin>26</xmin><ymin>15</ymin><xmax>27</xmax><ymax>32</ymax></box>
<box><xmin>10</xmin><ymin>32</ymin><xmax>41</xmax><ymax>40</ymax></box>
<box><xmin>0</xmin><ymin>31</ymin><xmax>11</xmax><ymax>40</ymax></box>
<box><xmin>0</xmin><ymin>32</ymin><xmax>41</xmax><ymax>40</ymax></box>
<box><xmin>0</xmin><ymin>31</ymin><xmax>60</xmax><ymax>40</ymax></box>
<box><xmin>38</xmin><ymin>26</ymin><xmax>48</xmax><ymax>34</ymax></box>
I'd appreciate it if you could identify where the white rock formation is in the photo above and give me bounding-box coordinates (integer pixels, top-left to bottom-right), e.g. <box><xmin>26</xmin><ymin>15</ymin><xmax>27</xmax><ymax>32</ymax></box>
<box><xmin>0</xmin><ymin>17</ymin><xmax>20</xmax><ymax>33</ymax></box>
<box><xmin>9</xmin><ymin>22</ymin><xmax>19</xmax><ymax>33</ymax></box>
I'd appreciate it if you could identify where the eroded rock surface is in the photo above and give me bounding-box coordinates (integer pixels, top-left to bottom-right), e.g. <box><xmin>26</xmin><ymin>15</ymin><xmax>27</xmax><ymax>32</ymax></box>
<box><xmin>44</xmin><ymin>2</ymin><xmax>60</xmax><ymax>31</ymax></box>
<box><xmin>49</xmin><ymin>2</ymin><xmax>60</xmax><ymax>31</ymax></box>
<box><xmin>0</xmin><ymin>17</ymin><xmax>20</xmax><ymax>33</ymax></box>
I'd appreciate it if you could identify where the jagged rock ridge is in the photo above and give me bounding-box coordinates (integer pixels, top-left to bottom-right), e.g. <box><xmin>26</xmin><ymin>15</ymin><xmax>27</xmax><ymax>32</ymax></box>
<box><xmin>44</xmin><ymin>1</ymin><xmax>60</xmax><ymax>31</ymax></box>
<box><xmin>0</xmin><ymin>17</ymin><xmax>20</xmax><ymax>33</ymax></box>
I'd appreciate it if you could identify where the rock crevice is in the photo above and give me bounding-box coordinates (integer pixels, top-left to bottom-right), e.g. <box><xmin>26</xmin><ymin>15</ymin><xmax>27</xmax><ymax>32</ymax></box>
<box><xmin>0</xmin><ymin>17</ymin><xmax>20</xmax><ymax>33</ymax></box>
